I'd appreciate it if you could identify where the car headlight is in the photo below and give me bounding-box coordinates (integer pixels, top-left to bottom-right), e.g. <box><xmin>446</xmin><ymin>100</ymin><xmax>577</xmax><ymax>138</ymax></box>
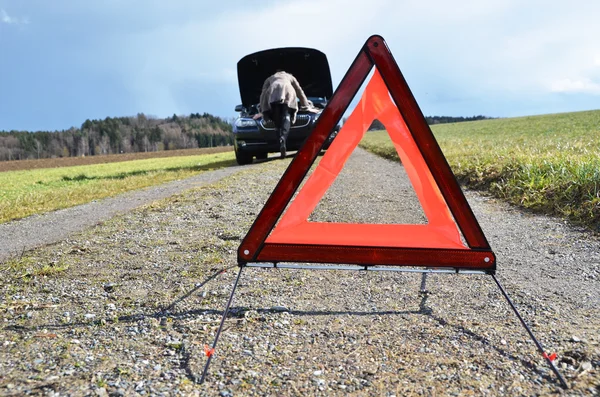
<box><xmin>313</xmin><ymin>113</ymin><xmax>321</xmax><ymax>122</ymax></box>
<box><xmin>235</xmin><ymin>118</ymin><xmax>258</xmax><ymax>128</ymax></box>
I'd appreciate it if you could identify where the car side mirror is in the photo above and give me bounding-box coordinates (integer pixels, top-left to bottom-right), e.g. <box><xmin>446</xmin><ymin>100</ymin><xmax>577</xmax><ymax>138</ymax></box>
<box><xmin>235</xmin><ymin>105</ymin><xmax>245</xmax><ymax>112</ymax></box>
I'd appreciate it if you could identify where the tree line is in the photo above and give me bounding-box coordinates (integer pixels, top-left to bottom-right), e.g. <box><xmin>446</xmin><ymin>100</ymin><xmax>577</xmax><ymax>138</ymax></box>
<box><xmin>367</xmin><ymin>115</ymin><xmax>493</xmax><ymax>130</ymax></box>
<box><xmin>0</xmin><ymin>113</ymin><xmax>234</xmax><ymax>162</ymax></box>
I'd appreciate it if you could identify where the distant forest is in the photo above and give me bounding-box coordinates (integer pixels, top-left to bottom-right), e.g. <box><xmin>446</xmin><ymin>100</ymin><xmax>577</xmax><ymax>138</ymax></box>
<box><xmin>368</xmin><ymin>115</ymin><xmax>493</xmax><ymax>130</ymax></box>
<box><xmin>0</xmin><ymin>113</ymin><xmax>233</xmax><ymax>162</ymax></box>
<box><xmin>0</xmin><ymin>112</ymin><xmax>493</xmax><ymax>162</ymax></box>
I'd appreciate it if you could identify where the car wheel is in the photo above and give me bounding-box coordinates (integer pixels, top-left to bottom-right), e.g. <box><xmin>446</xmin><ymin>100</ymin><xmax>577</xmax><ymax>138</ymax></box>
<box><xmin>255</xmin><ymin>152</ymin><xmax>268</xmax><ymax>160</ymax></box>
<box><xmin>235</xmin><ymin>149</ymin><xmax>253</xmax><ymax>165</ymax></box>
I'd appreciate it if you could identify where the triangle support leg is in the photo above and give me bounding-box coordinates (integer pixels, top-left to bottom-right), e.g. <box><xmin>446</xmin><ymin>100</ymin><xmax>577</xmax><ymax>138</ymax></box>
<box><xmin>419</xmin><ymin>272</ymin><xmax>428</xmax><ymax>294</ymax></box>
<box><xmin>199</xmin><ymin>265</ymin><xmax>245</xmax><ymax>384</ymax></box>
<box><xmin>491</xmin><ymin>274</ymin><xmax>568</xmax><ymax>389</ymax></box>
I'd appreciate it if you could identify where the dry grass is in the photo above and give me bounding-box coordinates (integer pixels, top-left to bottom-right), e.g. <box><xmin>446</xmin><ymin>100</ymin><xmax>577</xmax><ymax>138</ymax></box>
<box><xmin>0</xmin><ymin>151</ymin><xmax>236</xmax><ymax>223</ymax></box>
<box><xmin>0</xmin><ymin>146</ymin><xmax>232</xmax><ymax>172</ymax></box>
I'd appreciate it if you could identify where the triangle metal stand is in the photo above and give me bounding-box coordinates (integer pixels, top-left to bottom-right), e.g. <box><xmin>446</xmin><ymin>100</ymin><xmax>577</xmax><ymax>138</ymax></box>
<box><xmin>199</xmin><ymin>265</ymin><xmax>244</xmax><ymax>384</ymax></box>
<box><xmin>198</xmin><ymin>266</ymin><xmax>568</xmax><ymax>389</ymax></box>
<box><xmin>491</xmin><ymin>274</ymin><xmax>569</xmax><ymax>389</ymax></box>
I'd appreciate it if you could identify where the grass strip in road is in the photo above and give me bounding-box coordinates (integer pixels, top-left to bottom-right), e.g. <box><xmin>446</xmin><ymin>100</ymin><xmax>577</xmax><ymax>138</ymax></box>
<box><xmin>359</xmin><ymin>109</ymin><xmax>600</xmax><ymax>232</ymax></box>
<box><xmin>0</xmin><ymin>151</ymin><xmax>236</xmax><ymax>223</ymax></box>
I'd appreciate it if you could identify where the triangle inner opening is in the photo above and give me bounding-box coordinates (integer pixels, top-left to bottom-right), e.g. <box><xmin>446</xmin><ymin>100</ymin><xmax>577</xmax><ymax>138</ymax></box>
<box><xmin>308</xmin><ymin>121</ymin><xmax>428</xmax><ymax>225</ymax></box>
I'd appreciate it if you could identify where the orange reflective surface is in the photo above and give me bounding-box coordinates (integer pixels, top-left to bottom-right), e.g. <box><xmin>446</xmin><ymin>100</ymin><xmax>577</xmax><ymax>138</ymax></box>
<box><xmin>266</xmin><ymin>70</ymin><xmax>466</xmax><ymax>249</ymax></box>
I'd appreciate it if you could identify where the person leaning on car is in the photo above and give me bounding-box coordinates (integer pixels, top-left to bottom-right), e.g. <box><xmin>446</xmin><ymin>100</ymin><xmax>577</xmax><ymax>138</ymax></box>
<box><xmin>253</xmin><ymin>70</ymin><xmax>318</xmax><ymax>158</ymax></box>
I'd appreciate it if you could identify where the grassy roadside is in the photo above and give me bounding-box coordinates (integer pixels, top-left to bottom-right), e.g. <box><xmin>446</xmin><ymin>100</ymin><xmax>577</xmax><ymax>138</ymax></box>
<box><xmin>359</xmin><ymin>109</ymin><xmax>600</xmax><ymax>232</ymax></box>
<box><xmin>0</xmin><ymin>151</ymin><xmax>236</xmax><ymax>223</ymax></box>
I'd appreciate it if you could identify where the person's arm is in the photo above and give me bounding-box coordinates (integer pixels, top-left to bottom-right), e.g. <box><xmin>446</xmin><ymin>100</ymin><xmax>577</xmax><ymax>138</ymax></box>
<box><xmin>290</xmin><ymin>75</ymin><xmax>310</xmax><ymax>108</ymax></box>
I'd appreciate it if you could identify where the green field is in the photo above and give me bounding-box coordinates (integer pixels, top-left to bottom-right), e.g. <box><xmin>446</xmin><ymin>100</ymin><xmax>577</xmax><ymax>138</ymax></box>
<box><xmin>0</xmin><ymin>151</ymin><xmax>235</xmax><ymax>223</ymax></box>
<box><xmin>359</xmin><ymin>109</ymin><xmax>600</xmax><ymax>232</ymax></box>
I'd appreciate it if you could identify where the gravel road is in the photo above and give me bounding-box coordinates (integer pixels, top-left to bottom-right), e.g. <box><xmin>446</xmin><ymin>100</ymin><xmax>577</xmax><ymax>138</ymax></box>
<box><xmin>0</xmin><ymin>148</ymin><xmax>598</xmax><ymax>396</ymax></box>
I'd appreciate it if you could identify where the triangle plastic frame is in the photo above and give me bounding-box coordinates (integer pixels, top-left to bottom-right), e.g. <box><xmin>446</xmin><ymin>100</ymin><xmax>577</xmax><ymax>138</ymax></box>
<box><xmin>238</xmin><ymin>35</ymin><xmax>496</xmax><ymax>272</ymax></box>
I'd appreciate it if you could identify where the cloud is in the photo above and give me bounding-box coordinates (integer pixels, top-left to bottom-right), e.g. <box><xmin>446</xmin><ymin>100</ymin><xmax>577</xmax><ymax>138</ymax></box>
<box><xmin>471</xmin><ymin>2</ymin><xmax>600</xmax><ymax>97</ymax></box>
<box><xmin>87</xmin><ymin>0</ymin><xmax>386</xmax><ymax>114</ymax></box>
<box><xmin>550</xmin><ymin>78</ymin><xmax>600</xmax><ymax>95</ymax></box>
<box><xmin>0</xmin><ymin>9</ymin><xmax>29</xmax><ymax>25</ymax></box>
<box><xmin>6</xmin><ymin>0</ymin><xmax>599</xmax><ymax>126</ymax></box>
<box><xmin>88</xmin><ymin>0</ymin><xmax>600</xmax><ymax>116</ymax></box>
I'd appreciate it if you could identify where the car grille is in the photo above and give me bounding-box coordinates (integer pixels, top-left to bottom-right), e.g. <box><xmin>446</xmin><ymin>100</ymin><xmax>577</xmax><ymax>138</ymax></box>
<box><xmin>260</xmin><ymin>114</ymin><xmax>311</xmax><ymax>130</ymax></box>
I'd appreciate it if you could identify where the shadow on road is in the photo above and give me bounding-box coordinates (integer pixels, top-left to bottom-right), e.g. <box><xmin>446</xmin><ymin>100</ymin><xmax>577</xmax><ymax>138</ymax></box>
<box><xmin>4</xmin><ymin>267</ymin><xmax>553</xmax><ymax>386</ymax></box>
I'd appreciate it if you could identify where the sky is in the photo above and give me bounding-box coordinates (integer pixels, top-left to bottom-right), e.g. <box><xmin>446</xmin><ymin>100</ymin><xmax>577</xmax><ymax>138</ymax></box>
<box><xmin>0</xmin><ymin>0</ymin><xmax>599</xmax><ymax>131</ymax></box>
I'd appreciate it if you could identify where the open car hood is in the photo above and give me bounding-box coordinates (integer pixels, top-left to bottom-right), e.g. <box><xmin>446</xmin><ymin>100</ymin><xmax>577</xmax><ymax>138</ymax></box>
<box><xmin>237</xmin><ymin>47</ymin><xmax>333</xmax><ymax>107</ymax></box>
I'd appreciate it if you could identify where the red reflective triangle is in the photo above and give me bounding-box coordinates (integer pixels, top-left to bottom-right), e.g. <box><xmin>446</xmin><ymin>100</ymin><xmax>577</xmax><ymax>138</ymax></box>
<box><xmin>267</xmin><ymin>70</ymin><xmax>463</xmax><ymax>250</ymax></box>
<box><xmin>238</xmin><ymin>35</ymin><xmax>495</xmax><ymax>270</ymax></box>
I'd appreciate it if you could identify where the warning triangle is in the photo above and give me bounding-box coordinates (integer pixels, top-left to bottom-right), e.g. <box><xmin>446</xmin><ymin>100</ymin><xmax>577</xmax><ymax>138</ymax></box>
<box><xmin>238</xmin><ymin>35</ymin><xmax>495</xmax><ymax>271</ymax></box>
<box><xmin>268</xmin><ymin>69</ymin><xmax>463</xmax><ymax>249</ymax></box>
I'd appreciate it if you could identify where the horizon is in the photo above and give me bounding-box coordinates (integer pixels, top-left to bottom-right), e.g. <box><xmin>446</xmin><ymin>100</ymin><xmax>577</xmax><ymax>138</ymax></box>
<box><xmin>3</xmin><ymin>108</ymin><xmax>600</xmax><ymax>133</ymax></box>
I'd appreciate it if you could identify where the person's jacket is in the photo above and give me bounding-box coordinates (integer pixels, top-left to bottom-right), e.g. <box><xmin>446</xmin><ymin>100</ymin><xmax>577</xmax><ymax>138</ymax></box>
<box><xmin>259</xmin><ymin>71</ymin><xmax>311</xmax><ymax>123</ymax></box>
